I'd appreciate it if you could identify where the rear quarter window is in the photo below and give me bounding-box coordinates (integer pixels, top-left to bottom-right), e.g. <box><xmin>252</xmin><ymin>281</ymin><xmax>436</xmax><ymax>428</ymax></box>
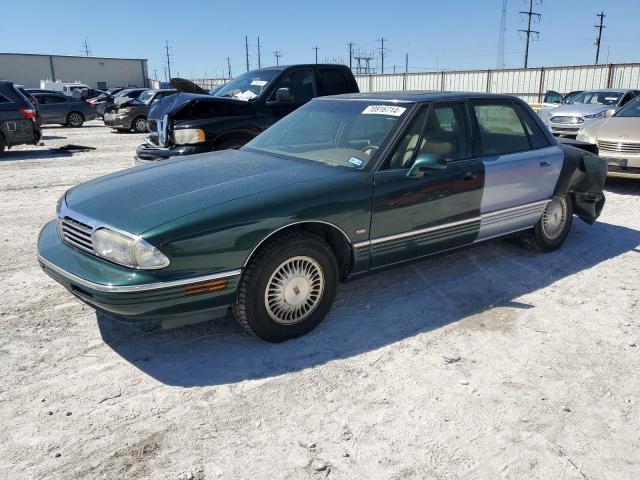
<box><xmin>318</xmin><ymin>68</ymin><xmax>352</xmax><ymax>96</ymax></box>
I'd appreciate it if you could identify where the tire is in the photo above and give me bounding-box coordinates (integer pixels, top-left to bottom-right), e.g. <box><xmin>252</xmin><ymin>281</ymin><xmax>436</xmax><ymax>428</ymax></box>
<box><xmin>524</xmin><ymin>195</ymin><xmax>573</xmax><ymax>252</ymax></box>
<box><xmin>132</xmin><ymin>116</ymin><xmax>149</xmax><ymax>133</ymax></box>
<box><xmin>232</xmin><ymin>231</ymin><xmax>338</xmax><ymax>342</ymax></box>
<box><xmin>66</xmin><ymin>111</ymin><xmax>84</xmax><ymax>128</ymax></box>
<box><xmin>0</xmin><ymin>134</ymin><xmax>5</xmax><ymax>156</ymax></box>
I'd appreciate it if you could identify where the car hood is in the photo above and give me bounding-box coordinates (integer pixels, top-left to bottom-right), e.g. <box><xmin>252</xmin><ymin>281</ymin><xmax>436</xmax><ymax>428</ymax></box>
<box><xmin>592</xmin><ymin>117</ymin><xmax>640</xmax><ymax>142</ymax></box>
<box><xmin>64</xmin><ymin>149</ymin><xmax>345</xmax><ymax>235</ymax></box>
<box><xmin>170</xmin><ymin>77</ymin><xmax>209</xmax><ymax>95</ymax></box>
<box><xmin>148</xmin><ymin>92</ymin><xmax>251</xmax><ymax>121</ymax></box>
<box><xmin>549</xmin><ymin>104</ymin><xmax>610</xmax><ymax>117</ymax></box>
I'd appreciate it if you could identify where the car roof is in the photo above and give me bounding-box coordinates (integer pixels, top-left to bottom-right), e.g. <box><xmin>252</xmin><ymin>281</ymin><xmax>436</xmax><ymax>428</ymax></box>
<box><xmin>250</xmin><ymin>64</ymin><xmax>348</xmax><ymax>72</ymax></box>
<box><xmin>319</xmin><ymin>91</ymin><xmax>522</xmax><ymax>103</ymax></box>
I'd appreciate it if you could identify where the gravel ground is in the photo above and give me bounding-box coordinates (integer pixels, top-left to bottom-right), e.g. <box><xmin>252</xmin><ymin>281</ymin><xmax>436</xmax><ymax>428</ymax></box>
<box><xmin>1</xmin><ymin>121</ymin><xmax>639</xmax><ymax>480</ymax></box>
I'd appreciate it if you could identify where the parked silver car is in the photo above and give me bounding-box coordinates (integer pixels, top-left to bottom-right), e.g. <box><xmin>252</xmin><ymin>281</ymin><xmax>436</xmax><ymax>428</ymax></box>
<box><xmin>31</xmin><ymin>92</ymin><xmax>96</xmax><ymax>127</ymax></box>
<box><xmin>541</xmin><ymin>89</ymin><xmax>640</xmax><ymax>137</ymax></box>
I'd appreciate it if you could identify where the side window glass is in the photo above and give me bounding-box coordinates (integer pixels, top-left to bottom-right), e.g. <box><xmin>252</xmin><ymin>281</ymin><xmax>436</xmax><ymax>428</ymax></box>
<box><xmin>274</xmin><ymin>69</ymin><xmax>316</xmax><ymax>104</ymax></box>
<box><xmin>319</xmin><ymin>68</ymin><xmax>349</xmax><ymax>96</ymax></box>
<box><xmin>473</xmin><ymin>103</ymin><xmax>531</xmax><ymax>156</ymax></box>
<box><xmin>0</xmin><ymin>94</ymin><xmax>10</xmax><ymax>103</ymax></box>
<box><xmin>515</xmin><ymin>105</ymin><xmax>550</xmax><ymax>149</ymax></box>
<box><xmin>416</xmin><ymin>103</ymin><xmax>470</xmax><ymax>161</ymax></box>
<box><xmin>387</xmin><ymin>107</ymin><xmax>428</xmax><ymax>170</ymax></box>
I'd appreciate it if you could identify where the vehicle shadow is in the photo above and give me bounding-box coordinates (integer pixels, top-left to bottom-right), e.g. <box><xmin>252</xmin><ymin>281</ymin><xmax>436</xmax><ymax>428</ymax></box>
<box><xmin>0</xmin><ymin>149</ymin><xmax>72</xmax><ymax>161</ymax></box>
<box><xmin>605</xmin><ymin>177</ymin><xmax>640</xmax><ymax>195</ymax></box>
<box><xmin>98</xmin><ymin>220</ymin><xmax>640</xmax><ymax>387</ymax></box>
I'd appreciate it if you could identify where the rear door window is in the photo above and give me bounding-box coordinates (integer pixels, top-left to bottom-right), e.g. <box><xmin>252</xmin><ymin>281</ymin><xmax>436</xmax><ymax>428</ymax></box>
<box><xmin>472</xmin><ymin>102</ymin><xmax>531</xmax><ymax>156</ymax></box>
<box><xmin>515</xmin><ymin>104</ymin><xmax>550</xmax><ymax>149</ymax></box>
<box><xmin>318</xmin><ymin>68</ymin><xmax>351</xmax><ymax>96</ymax></box>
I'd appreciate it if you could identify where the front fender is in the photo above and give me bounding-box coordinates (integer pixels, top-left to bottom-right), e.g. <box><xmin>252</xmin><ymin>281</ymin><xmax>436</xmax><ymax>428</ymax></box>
<box><xmin>554</xmin><ymin>144</ymin><xmax>607</xmax><ymax>224</ymax></box>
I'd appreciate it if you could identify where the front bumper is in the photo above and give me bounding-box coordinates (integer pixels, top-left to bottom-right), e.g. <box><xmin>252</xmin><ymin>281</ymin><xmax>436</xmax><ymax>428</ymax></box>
<box><xmin>546</xmin><ymin>117</ymin><xmax>600</xmax><ymax>137</ymax></box>
<box><xmin>598</xmin><ymin>153</ymin><xmax>640</xmax><ymax>178</ymax></box>
<box><xmin>134</xmin><ymin>139</ymin><xmax>211</xmax><ymax>164</ymax></box>
<box><xmin>103</xmin><ymin>112</ymin><xmax>132</xmax><ymax>129</ymax></box>
<box><xmin>37</xmin><ymin>220</ymin><xmax>241</xmax><ymax>321</ymax></box>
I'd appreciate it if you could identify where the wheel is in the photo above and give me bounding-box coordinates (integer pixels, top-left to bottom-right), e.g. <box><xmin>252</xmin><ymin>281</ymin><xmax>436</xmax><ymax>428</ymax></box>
<box><xmin>215</xmin><ymin>138</ymin><xmax>246</xmax><ymax>151</ymax></box>
<box><xmin>0</xmin><ymin>134</ymin><xmax>5</xmax><ymax>156</ymax></box>
<box><xmin>66</xmin><ymin>111</ymin><xmax>84</xmax><ymax>127</ymax></box>
<box><xmin>233</xmin><ymin>231</ymin><xmax>338</xmax><ymax>342</ymax></box>
<box><xmin>524</xmin><ymin>195</ymin><xmax>573</xmax><ymax>252</ymax></box>
<box><xmin>132</xmin><ymin>116</ymin><xmax>149</xmax><ymax>133</ymax></box>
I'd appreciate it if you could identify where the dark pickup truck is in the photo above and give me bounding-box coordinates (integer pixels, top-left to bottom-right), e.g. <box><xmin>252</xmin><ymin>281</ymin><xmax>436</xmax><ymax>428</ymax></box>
<box><xmin>135</xmin><ymin>64</ymin><xmax>359</xmax><ymax>163</ymax></box>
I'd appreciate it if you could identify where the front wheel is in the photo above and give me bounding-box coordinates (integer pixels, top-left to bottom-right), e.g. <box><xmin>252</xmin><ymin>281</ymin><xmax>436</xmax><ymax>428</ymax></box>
<box><xmin>132</xmin><ymin>116</ymin><xmax>149</xmax><ymax>133</ymax></box>
<box><xmin>233</xmin><ymin>231</ymin><xmax>338</xmax><ymax>342</ymax></box>
<box><xmin>66</xmin><ymin>112</ymin><xmax>84</xmax><ymax>127</ymax></box>
<box><xmin>524</xmin><ymin>195</ymin><xmax>573</xmax><ymax>252</ymax></box>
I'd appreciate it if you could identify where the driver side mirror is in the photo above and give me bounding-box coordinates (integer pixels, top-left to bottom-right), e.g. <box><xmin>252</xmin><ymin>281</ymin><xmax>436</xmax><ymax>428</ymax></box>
<box><xmin>407</xmin><ymin>154</ymin><xmax>447</xmax><ymax>178</ymax></box>
<box><xmin>268</xmin><ymin>87</ymin><xmax>294</xmax><ymax>106</ymax></box>
<box><xmin>604</xmin><ymin>108</ymin><xmax>616</xmax><ymax>118</ymax></box>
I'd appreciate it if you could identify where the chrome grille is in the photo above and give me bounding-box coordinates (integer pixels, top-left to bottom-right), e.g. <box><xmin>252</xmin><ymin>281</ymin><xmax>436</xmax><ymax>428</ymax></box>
<box><xmin>598</xmin><ymin>140</ymin><xmax>640</xmax><ymax>154</ymax></box>
<box><xmin>550</xmin><ymin>116</ymin><xmax>584</xmax><ymax>125</ymax></box>
<box><xmin>60</xmin><ymin>216</ymin><xmax>94</xmax><ymax>253</ymax></box>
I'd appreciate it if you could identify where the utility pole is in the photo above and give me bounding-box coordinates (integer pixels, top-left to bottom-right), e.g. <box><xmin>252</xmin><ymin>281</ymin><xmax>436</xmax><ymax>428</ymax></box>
<box><xmin>313</xmin><ymin>46</ymin><xmax>319</xmax><ymax>64</ymax></box>
<box><xmin>82</xmin><ymin>38</ymin><xmax>91</xmax><ymax>57</ymax></box>
<box><xmin>405</xmin><ymin>53</ymin><xmax>409</xmax><ymax>73</ymax></box>
<box><xmin>273</xmin><ymin>51</ymin><xmax>282</xmax><ymax>66</ymax></box>
<box><xmin>226</xmin><ymin>57</ymin><xmax>232</xmax><ymax>79</ymax></box>
<box><xmin>164</xmin><ymin>40</ymin><xmax>172</xmax><ymax>79</ymax></box>
<box><xmin>245</xmin><ymin>35</ymin><xmax>250</xmax><ymax>71</ymax></box>
<box><xmin>257</xmin><ymin>36</ymin><xmax>262</xmax><ymax>68</ymax></box>
<box><xmin>518</xmin><ymin>0</ymin><xmax>540</xmax><ymax>68</ymax></box>
<box><xmin>153</xmin><ymin>68</ymin><xmax>158</xmax><ymax>80</ymax></box>
<box><xmin>496</xmin><ymin>0</ymin><xmax>508</xmax><ymax>68</ymax></box>
<box><xmin>347</xmin><ymin>42</ymin><xmax>355</xmax><ymax>70</ymax></box>
<box><xmin>377</xmin><ymin>37</ymin><xmax>388</xmax><ymax>73</ymax></box>
<box><xmin>594</xmin><ymin>11</ymin><xmax>606</xmax><ymax>64</ymax></box>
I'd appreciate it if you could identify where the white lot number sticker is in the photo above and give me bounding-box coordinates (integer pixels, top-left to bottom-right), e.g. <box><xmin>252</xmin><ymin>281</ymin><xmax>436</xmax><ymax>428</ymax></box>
<box><xmin>362</xmin><ymin>105</ymin><xmax>406</xmax><ymax>116</ymax></box>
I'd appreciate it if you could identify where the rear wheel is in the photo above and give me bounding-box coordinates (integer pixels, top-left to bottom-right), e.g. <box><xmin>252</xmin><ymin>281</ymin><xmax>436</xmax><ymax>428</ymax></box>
<box><xmin>233</xmin><ymin>231</ymin><xmax>338</xmax><ymax>342</ymax></box>
<box><xmin>0</xmin><ymin>134</ymin><xmax>5</xmax><ymax>156</ymax></box>
<box><xmin>132</xmin><ymin>116</ymin><xmax>149</xmax><ymax>133</ymax></box>
<box><xmin>524</xmin><ymin>195</ymin><xmax>573</xmax><ymax>252</ymax></box>
<box><xmin>66</xmin><ymin>111</ymin><xmax>84</xmax><ymax>127</ymax></box>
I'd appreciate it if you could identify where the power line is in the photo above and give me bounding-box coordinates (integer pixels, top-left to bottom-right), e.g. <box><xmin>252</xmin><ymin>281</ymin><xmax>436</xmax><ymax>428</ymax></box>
<box><xmin>518</xmin><ymin>0</ymin><xmax>541</xmax><ymax>68</ymax></box>
<box><xmin>377</xmin><ymin>37</ymin><xmax>388</xmax><ymax>73</ymax></box>
<box><xmin>245</xmin><ymin>35</ymin><xmax>250</xmax><ymax>71</ymax></box>
<box><xmin>273</xmin><ymin>51</ymin><xmax>282</xmax><ymax>66</ymax></box>
<box><xmin>257</xmin><ymin>36</ymin><xmax>262</xmax><ymax>69</ymax></box>
<box><xmin>496</xmin><ymin>0</ymin><xmax>508</xmax><ymax>68</ymax></box>
<box><xmin>164</xmin><ymin>40</ymin><xmax>172</xmax><ymax>79</ymax></box>
<box><xmin>594</xmin><ymin>11</ymin><xmax>606</xmax><ymax>64</ymax></box>
<box><xmin>313</xmin><ymin>46</ymin><xmax>319</xmax><ymax>64</ymax></box>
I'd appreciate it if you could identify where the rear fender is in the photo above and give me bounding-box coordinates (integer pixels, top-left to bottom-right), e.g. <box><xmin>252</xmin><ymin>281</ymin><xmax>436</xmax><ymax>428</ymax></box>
<box><xmin>554</xmin><ymin>144</ymin><xmax>607</xmax><ymax>224</ymax></box>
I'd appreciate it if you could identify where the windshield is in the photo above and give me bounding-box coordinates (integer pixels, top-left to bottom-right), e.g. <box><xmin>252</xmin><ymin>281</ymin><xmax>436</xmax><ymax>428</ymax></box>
<box><xmin>137</xmin><ymin>90</ymin><xmax>156</xmax><ymax>104</ymax></box>
<box><xmin>245</xmin><ymin>99</ymin><xmax>411</xmax><ymax>169</ymax></box>
<box><xmin>213</xmin><ymin>70</ymin><xmax>279</xmax><ymax>101</ymax></box>
<box><xmin>115</xmin><ymin>89</ymin><xmax>136</xmax><ymax>98</ymax></box>
<box><xmin>568</xmin><ymin>91</ymin><xmax>624</xmax><ymax>106</ymax></box>
<box><xmin>614</xmin><ymin>99</ymin><xmax>640</xmax><ymax>117</ymax></box>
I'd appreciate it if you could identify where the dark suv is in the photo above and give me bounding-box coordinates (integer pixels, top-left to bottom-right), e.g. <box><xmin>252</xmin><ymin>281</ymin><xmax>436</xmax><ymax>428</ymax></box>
<box><xmin>0</xmin><ymin>80</ymin><xmax>41</xmax><ymax>156</ymax></box>
<box><xmin>135</xmin><ymin>64</ymin><xmax>359</xmax><ymax>162</ymax></box>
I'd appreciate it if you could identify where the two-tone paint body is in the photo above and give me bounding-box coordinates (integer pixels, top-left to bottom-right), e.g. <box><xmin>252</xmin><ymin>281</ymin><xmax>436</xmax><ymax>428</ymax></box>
<box><xmin>37</xmin><ymin>93</ymin><xmax>606</xmax><ymax>324</ymax></box>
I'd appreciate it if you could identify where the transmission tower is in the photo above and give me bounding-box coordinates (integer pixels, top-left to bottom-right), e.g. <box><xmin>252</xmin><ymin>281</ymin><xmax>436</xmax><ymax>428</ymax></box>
<box><xmin>594</xmin><ymin>12</ymin><xmax>606</xmax><ymax>64</ymax></box>
<box><xmin>518</xmin><ymin>0</ymin><xmax>541</xmax><ymax>68</ymax></box>
<box><xmin>496</xmin><ymin>0</ymin><xmax>508</xmax><ymax>68</ymax></box>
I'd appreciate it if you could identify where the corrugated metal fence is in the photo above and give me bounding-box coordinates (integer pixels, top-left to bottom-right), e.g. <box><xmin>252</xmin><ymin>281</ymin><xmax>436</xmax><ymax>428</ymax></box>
<box><xmin>355</xmin><ymin>63</ymin><xmax>640</xmax><ymax>103</ymax></box>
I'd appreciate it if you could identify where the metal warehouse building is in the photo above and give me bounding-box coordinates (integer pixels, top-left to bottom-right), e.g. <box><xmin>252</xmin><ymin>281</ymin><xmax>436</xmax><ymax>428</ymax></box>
<box><xmin>0</xmin><ymin>53</ymin><xmax>148</xmax><ymax>89</ymax></box>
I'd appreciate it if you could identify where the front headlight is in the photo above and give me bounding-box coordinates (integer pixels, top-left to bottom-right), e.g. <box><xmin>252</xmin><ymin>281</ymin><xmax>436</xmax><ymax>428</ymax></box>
<box><xmin>119</xmin><ymin>107</ymin><xmax>133</xmax><ymax>114</ymax></box>
<box><xmin>173</xmin><ymin>128</ymin><xmax>206</xmax><ymax>145</ymax></box>
<box><xmin>584</xmin><ymin>111</ymin><xmax>605</xmax><ymax>119</ymax></box>
<box><xmin>92</xmin><ymin>228</ymin><xmax>169</xmax><ymax>269</ymax></box>
<box><xmin>575</xmin><ymin>129</ymin><xmax>593</xmax><ymax>143</ymax></box>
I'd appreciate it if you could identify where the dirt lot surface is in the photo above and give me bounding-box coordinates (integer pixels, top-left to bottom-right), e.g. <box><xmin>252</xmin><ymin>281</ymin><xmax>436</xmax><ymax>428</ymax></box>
<box><xmin>1</xmin><ymin>121</ymin><xmax>639</xmax><ymax>479</ymax></box>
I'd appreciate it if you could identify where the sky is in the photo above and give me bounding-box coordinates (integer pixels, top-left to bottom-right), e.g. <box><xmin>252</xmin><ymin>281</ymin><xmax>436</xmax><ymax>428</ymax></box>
<box><xmin>1</xmin><ymin>0</ymin><xmax>638</xmax><ymax>80</ymax></box>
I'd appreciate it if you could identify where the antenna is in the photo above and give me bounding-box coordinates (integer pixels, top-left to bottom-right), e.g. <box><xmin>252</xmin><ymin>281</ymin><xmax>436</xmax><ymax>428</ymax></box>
<box><xmin>518</xmin><ymin>0</ymin><xmax>541</xmax><ymax>68</ymax></box>
<box><xmin>496</xmin><ymin>0</ymin><xmax>508</xmax><ymax>68</ymax></box>
<box><xmin>164</xmin><ymin>40</ymin><xmax>172</xmax><ymax>79</ymax></box>
<box><xmin>273</xmin><ymin>51</ymin><xmax>283</xmax><ymax>66</ymax></box>
<box><xmin>594</xmin><ymin>11</ymin><xmax>606</xmax><ymax>64</ymax></box>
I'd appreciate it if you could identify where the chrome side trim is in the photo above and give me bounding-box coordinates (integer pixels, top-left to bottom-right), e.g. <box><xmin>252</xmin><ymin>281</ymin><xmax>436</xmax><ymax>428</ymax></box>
<box><xmin>38</xmin><ymin>254</ymin><xmax>241</xmax><ymax>293</ymax></box>
<box><xmin>358</xmin><ymin>217</ymin><xmax>480</xmax><ymax>248</ymax></box>
<box><xmin>242</xmin><ymin>220</ymin><xmax>354</xmax><ymax>268</ymax></box>
<box><xmin>476</xmin><ymin>199</ymin><xmax>550</xmax><ymax>242</ymax></box>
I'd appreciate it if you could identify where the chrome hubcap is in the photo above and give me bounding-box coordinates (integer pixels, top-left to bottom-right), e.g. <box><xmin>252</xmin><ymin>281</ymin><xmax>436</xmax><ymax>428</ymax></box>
<box><xmin>265</xmin><ymin>256</ymin><xmax>324</xmax><ymax>325</ymax></box>
<box><xmin>136</xmin><ymin>119</ymin><xmax>147</xmax><ymax>131</ymax></box>
<box><xmin>541</xmin><ymin>197</ymin><xmax>568</xmax><ymax>240</ymax></box>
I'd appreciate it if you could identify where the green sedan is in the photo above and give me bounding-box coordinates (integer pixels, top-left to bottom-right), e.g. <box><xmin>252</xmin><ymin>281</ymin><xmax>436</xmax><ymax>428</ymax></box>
<box><xmin>38</xmin><ymin>93</ymin><xmax>607</xmax><ymax>342</ymax></box>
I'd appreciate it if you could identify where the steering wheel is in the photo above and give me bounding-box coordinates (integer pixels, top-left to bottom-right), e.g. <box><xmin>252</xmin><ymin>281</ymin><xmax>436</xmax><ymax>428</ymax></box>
<box><xmin>362</xmin><ymin>145</ymin><xmax>379</xmax><ymax>156</ymax></box>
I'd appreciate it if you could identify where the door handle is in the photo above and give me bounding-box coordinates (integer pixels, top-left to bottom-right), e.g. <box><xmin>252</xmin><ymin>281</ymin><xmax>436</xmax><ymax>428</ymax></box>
<box><xmin>462</xmin><ymin>172</ymin><xmax>477</xmax><ymax>181</ymax></box>
<box><xmin>540</xmin><ymin>161</ymin><xmax>551</xmax><ymax>167</ymax></box>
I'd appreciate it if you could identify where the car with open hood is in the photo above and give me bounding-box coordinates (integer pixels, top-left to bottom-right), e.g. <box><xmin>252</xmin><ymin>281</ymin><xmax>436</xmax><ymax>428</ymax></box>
<box><xmin>135</xmin><ymin>64</ymin><xmax>359</xmax><ymax>163</ymax></box>
<box><xmin>103</xmin><ymin>89</ymin><xmax>177</xmax><ymax>133</ymax></box>
<box><xmin>576</xmin><ymin>98</ymin><xmax>640</xmax><ymax>178</ymax></box>
<box><xmin>541</xmin><ymin>89</ymin><xmax>640</xmax><ymax>137</ymax></box>
<box><xmin>38</xmin><ymin>92</ymin><xmax>606</xmax><ymax>342</ymax></box>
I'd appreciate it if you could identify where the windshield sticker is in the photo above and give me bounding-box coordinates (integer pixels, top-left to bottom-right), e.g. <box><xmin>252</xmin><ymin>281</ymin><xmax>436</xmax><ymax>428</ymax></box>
<box><xmin>604</xmin><ymin>97</ymin><xmax>618</xmax><ymax>101</ymax></box>
<box><xmin>348</xmin><ymin>157</ymin><xmax>365</xmax><ymax>168</ymax></box>
<box><xmin>362</xmin><ymin>105</ymin><xmax>406</xmax><ymax>116</ymax></box>
<box><xmin>250</xmin><ymin>80</ymin><xmax>268</xmax><ymax>86</ymax></box>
